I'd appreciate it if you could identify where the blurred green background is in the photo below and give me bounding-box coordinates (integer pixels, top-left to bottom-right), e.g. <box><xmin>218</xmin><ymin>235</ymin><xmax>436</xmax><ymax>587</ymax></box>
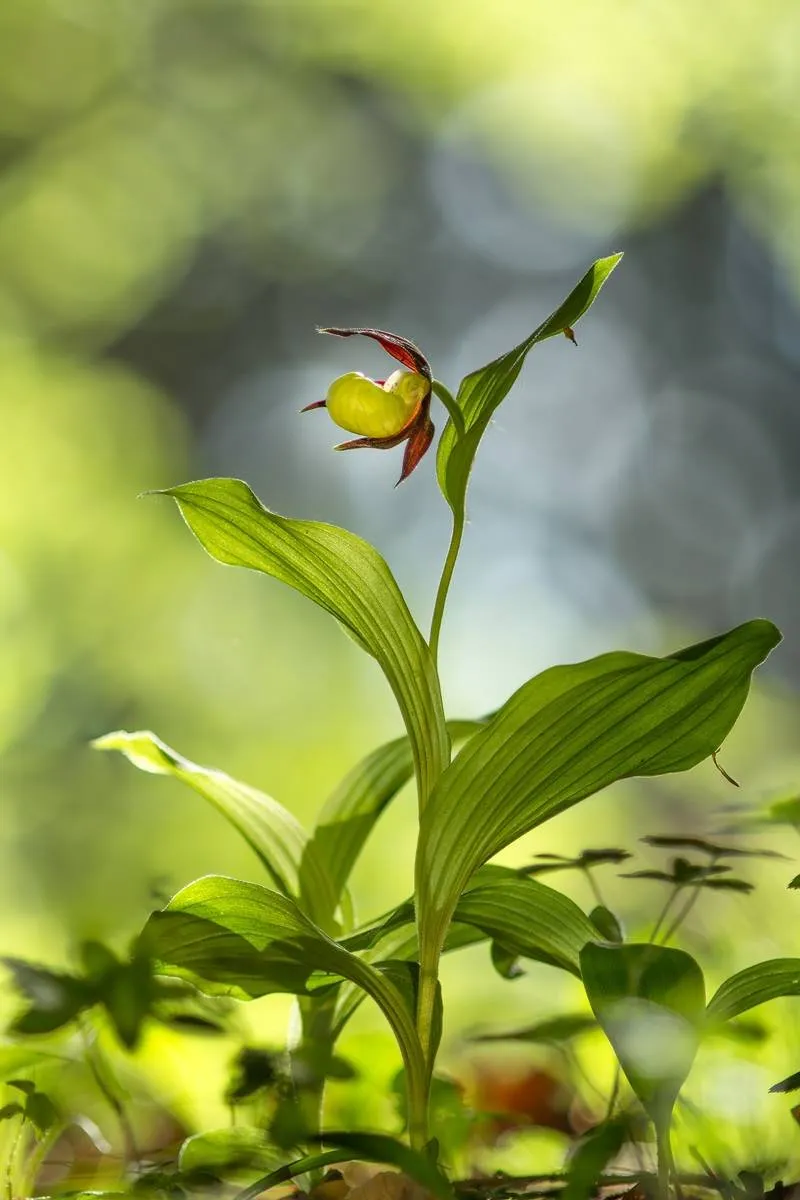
<box><xmin>3</xmin><ymin>0</ymin><xmax>800</xmax><ymax>1173</ymax></box>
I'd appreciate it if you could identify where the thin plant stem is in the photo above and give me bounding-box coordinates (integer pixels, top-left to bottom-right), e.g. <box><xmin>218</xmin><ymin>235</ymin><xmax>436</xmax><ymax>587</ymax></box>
<box><xmin>414</xmin><ymin>384</ymin><xmax>467</xmax><ymax>1137</ymax></box>
<box><xmin>411</xmin><ymin>956</ymin><xmax>440</xmax><ymax>1147</ymax></box>
<box><xmin>660</xmin><ymin>853</ymin><xmax>723</xmax><ymax>945</ymax></box>
<box><xmin>430</xmin><ymin>379</ymin><xmax>465</xmax><ymax>438</ymax></box>
<box><xmin>656</xmin><ymin>1120</ymin><xmax>674</xmax><ymax>1200</ymax></box>
<box><xmin>81</xmin><ymin>1022</ymin><xmax>138</xmax><ymax>1168</ymax></box>
<box><xmin>428</xmin><ymin>377</ymin><xmax>466</xmax><ymax>664</ymax></box>
<box><xmin>659</xmin><ymin>886</ymin><xmax>702</xmax><ymax>946</ymax></box>
<box><xmin>583</xmin><ymin>867</ymin><xmax>606</xmax><ymax>908</ymax></box>
<box><xmin>429</xmin><ymin>511</ymin><xmax>464</xmax><ymax>665</ymax></box>
<box><xmin>649</xmin><ymin>885</ymin><xmax>681</xmax><ymax>943</ymax></box>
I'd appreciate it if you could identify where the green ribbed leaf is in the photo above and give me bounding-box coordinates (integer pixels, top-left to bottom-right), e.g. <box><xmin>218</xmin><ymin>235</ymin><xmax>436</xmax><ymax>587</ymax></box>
<box><xmin>416</xmin><ymin>620</ymin><xmax>779</xmax><ymax>972</ymax></box>
<box><xmin>305</xmin><ymin>719</ymin><xmax>484</xmax><ymax>921</ymax></box>
<box><xmin>706</xmin><ymin>959</ymin><xmax>800</xmax><ymax>1024</ymax></box>
<box><xmin>437</xmin><ymin>254</ymin><xmax>623</xmax><ymax>517</ymax></box>
<box><xmin>332</xmin><ymin>867</ymin><xmax>589</xmax><ymax>1038</ymax></box>
<box><xmin>581</xmin><ymin>942</ymin><xmax>705</xmax><ymax>1126</ymax></box>
<box><xmin>93</xmin><ymin>730</ymin><xmax>338</xmax><ymax>928</ymax></box>
<box><xmin>156</xmin><ymin>478</ymin><xmax>447</xmax><ymax>807</ymax></box>
<box><xmin>143</xmin><ymin>876</ymin><xmax>424</xmax><ymax>1099</ymax></box>
<box><xmin>451</xmin><ymin>870</ymin><xmax>596</xmax><ymax>976</ymax></box>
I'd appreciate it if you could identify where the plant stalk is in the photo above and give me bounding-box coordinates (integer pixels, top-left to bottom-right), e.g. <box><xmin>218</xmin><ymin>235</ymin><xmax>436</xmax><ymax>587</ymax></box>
<box><xmin>649</xmin><ymin>885</ymin><xmax>680</xmax><ymax>944</ymax></box>
<box><xmin>429</xmin><ymin>512</ymin><xmax>464</xmax><ymax>665</ymax></box>
<box><xmin>430</xmin><ymin>379</ymin><xmax>465</xmax><ymax>438</ymax></box>
<box><xmin>410</xmin><ymin>956</ymin><xmax>441</xmax><ymax>1149</ymax></box>
<box><xmin>656</xmin><ymin>1120</ymin><xmax>674</xmax><ymax>1200</ymax></box>
<box><xmin>293</xmin><ymin>996</ymin><xmax>336</xmax><ymax>1155</ymax></box>
<box><xmin>414</xmin><ymin>388</ymin><xmax>466</xmax><ymax>1144</ymax></box>
<box><xmin>659</xmin><ymin>887</ymin><xmax>702</xmax><ymax>945</ymax></box>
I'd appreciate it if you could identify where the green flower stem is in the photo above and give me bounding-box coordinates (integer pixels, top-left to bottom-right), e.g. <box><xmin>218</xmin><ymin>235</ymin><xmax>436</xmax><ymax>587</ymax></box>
<box><xmin>429</xmin><ymin>381</ymin><xmax>466</xmax><ymax>664</ymax></box>
<box><xmin>356</xmin><ymin>961</ymin><xmax>429</xmax><ymax>1151</ymax></box>
<box><xmin>407</xmin><ymin>1049</ymin><xmax>432</xmax><ymax>1150</ymax></box>
<box><xmin>294</xmin><ymin>996</ymin><xmax>336</xmax><ymax>1143</ymax></box>
<box><xmin>429</xmin><ymin>510</ymin><xmax>464</xmax><ymax>666</ymax></box>
<box><xmin>413</xmin><ymin>383</ymin><xmax>466</xmax><ymax>1140</ymax></box>
<box><xmin>431</xmin><ymin>379</ymin><xmax>465</xmax><ymax>439</ymax></box>
<box><xmin>417</xmin><ymin>955</ymin><xmax>441</xmax><ymax>1089</ymax></box>
<box><xmin>656</xmin><ymin>1120</ymin><xmax>674</xmax><ymax>1200</ymax></box>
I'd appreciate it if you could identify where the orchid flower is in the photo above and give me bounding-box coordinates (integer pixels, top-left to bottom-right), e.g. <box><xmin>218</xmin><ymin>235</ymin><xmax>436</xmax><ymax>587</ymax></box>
<box><xmin>303</xmin><ymin>326</ymin><xmax>435</xmax><ymax>484</ymax></box>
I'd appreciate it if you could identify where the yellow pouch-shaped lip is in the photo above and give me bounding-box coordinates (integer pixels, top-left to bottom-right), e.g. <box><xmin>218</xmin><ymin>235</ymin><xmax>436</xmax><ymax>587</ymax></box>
<box><xmin>326</xmin><ymin>370</ymin><xmax>428</xmax><ymax>438</ymax></box>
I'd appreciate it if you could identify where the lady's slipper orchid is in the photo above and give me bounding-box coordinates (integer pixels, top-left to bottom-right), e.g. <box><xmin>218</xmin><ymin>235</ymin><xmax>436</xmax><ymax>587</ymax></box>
<box><xmin>303</xmin><ymin>326</ymin><xmax>434</xmax><ymax>484</ymax></box>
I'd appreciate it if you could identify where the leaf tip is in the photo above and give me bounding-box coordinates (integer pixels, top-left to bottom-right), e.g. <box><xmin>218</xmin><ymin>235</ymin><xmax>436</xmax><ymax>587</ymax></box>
<box><xmin>712</xmin><ymin>750</ymin><xmax>740</xmax><ymax>788</ymax></box>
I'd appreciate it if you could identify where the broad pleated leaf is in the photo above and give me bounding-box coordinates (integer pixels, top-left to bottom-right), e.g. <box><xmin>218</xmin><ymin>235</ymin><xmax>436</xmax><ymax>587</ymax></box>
<box><xmin>581</xmin><ymin>942</ymin><xmax>705</xmax><ymax>1126</ymax></box>
<box><xmin>340</xmin><ymin>866</ymin><xmax>591</xmax><ymax>972</ymax></box>
<box><xmin>144</xmin><ymin>909</ymin><xmax>326</xmax><ymax>999</ymax></box>
<box><xmin>451</xmin><ymin>870</ymin><xmax>596</xmax><ymax>976</ymax></box>
<box><xmin>706</xmin><ymin>959</ymin><xmax>800</xmax><ymax>1024</ymax></box>
<box><xmin>437</xmin><ymin>254</ymin><xmax>623</xmax><ymax>517</ymax></box>
<box><xmin>303</xmin><ymin>719</ymin><xmax>484</xmax><ymax>919</ymax></box>
<box><xmin>93</xmin><ymin>730</ymin><xmax>338</xmax><ymax>928</ymax></box>
<box><xmin>416</xmin><ymin>620</ymin><xmax>779</xmax><ymax>968</ymax></box>
<box><xmin>157</xmin><ymin>478</ymin><xmax>447</xmax><ymax>806</ymax></box>
<box><xmin>332</xmin><ymin>867</ymin><xmax>590</xmax><ymax>1038</ymax></box>
<box><xmin>143</xmin><ymin>876</ymin><xmax>423</xmax><ymax>1093</ymax></box>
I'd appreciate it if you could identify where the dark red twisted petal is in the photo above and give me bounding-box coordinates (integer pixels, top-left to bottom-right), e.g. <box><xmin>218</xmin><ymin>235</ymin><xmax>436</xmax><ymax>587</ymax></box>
<box><xmin>317</xmin><ymin>326</ymin><xmax>431</xmax><ymax>379</ymax></box>
<box><xmin>397</xmin><ymin>412</ymin><xmax>435</xmax><ymax>485</ymax></box>
<box><xmin>334</xmin><ymin>431</ymin><xmax>408</xmax><ymax>452</ymax></box>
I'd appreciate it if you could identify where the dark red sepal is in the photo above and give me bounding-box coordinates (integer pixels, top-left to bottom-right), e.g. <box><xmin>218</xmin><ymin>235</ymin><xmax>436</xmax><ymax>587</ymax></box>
<box><xmin>397</xmin><ymin>413</ymin><xmax>435</xmax><ymax>485</ymax></box>
<box><xmin>334</xmin><ymin>431</ymin><xmax>407</xmax><ymax>453</ymax></box>
<box><xmin>317</xmin><ymin>326</ymin><xmax>431</xmax><ymax>379</ymax></box>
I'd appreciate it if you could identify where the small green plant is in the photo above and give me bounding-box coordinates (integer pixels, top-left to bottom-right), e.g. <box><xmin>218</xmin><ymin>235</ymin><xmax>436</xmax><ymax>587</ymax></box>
<box><xmin>6</xmin><ymin>253</ymin><xmax>800</xmax><ymax>1197</ymax></box>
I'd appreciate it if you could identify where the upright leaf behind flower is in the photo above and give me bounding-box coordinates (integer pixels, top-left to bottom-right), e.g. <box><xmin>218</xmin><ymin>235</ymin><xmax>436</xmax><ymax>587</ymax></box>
<box><xmin>155</xmin><ymin>479</ymin><xmax>448</xmax><ymax>807</ymax></box>
<box><xmin>436</xmin><ymin>254</ymin><xmax>623</xmax><ymax>518</ymax></box>
<box><xmin>93</xmin><ymin>730</ymin><xmax>340</xmax><ymax>927</ymax></box>
<box><xmin>302</xmin><ymin>719</ymin><xmax>484</xmax><ymax>921</ymax></box>
<box><xmin>416</xmin><ymin>620</ymin><xmax>779</xmax><ymax>973</ymax></box>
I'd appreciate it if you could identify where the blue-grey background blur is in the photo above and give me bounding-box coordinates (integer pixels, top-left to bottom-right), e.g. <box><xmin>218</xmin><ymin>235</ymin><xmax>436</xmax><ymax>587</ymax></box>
<box><xmin>3</xmin><ymin>0</ymin><xmax>800</xmax><ymax>1170</ymax></box>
